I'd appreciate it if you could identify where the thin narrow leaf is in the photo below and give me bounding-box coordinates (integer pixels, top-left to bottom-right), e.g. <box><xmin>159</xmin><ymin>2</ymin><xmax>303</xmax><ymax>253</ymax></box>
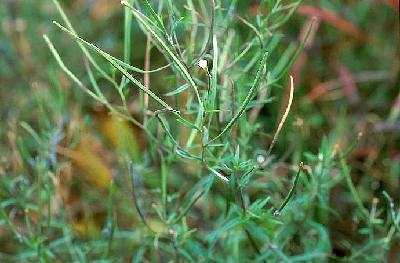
<box><xmin>211</xmin><ymin>49</ymin><xmax>268</xmax><ymax>142</ymax></box>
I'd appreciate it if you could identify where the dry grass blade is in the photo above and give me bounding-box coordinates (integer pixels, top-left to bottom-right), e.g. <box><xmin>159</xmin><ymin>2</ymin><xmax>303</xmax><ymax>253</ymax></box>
<box><xmin>298</xmin><ymin>5</ymin><xmax>367</xmax><ymax>41</ymax></box>
<box><xmin>266</xmin><ymin>75</ymin><xmax>294</xmax><ymax>156</ymax></box>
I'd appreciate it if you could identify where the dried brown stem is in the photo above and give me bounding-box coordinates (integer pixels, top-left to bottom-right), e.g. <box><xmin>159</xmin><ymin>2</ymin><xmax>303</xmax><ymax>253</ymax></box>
<box><xmin>267</xmin><ymin>76</ymin><xmax>294</xmax><ymax>156</ymax></box>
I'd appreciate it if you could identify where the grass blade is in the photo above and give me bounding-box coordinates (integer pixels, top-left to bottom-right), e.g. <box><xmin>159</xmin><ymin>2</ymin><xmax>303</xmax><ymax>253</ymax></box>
<box><xmin>51</xmin><ymin>0</ymin><xmax>118</xmax><ymax>88</ymax></box>
<box><xmin>211</xmin><ymin>49</ymin><xmax>268</xmax><ymax>142</ymax></box>
<box><xmin>339</xmin><ymin>152</ymin><xmax>369</xmax><ymax>220</ymax></box>
<box><xmin>273</xmin><ymin>162</ymin><xmax>304</xmax><ymax>216</ymax></box>
<box><xmin>43</xmin><ymin>35</ymin><xmax>104</xmax><ymax>103</ymax></box>
<box><xmin>122</xmin><ymin>1</ymin><xmax>204</xmax><ymax>112</ymax></box>
<box><xmin>53</xmin><ymin>21</ymin><xmax>197</xmax><ymax>129</ymax></box>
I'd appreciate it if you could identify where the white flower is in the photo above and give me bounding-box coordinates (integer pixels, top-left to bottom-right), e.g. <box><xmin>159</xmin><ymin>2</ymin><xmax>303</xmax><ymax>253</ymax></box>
<box><xmin>198</xmin><ymin>59</ymin><xmax>208</xmax><ymax>70</ymax></box>
<box><xmin>256</xmin><ymin>154</ymin><xmax>266</xmax><ymax>164</ymax></box>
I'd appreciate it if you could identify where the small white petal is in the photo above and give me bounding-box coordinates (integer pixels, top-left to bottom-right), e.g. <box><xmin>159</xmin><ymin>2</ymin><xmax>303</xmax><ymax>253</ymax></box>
<box><xmin>256</xmin><ymin>154</ymin><xmax>266</xmax><ymax>164</ymax></box>
<box><xmin>198</xmin><ymin>59</ymin><xmax>208</xmax><ymax>69</ymax></box>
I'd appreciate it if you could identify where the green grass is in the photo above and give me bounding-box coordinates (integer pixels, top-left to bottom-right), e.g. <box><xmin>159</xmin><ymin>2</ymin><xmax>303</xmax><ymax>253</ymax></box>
<box><xmin>0</xmin><ymin>0</ymin><xmax>399</xmax><ymax>262</ymax></box>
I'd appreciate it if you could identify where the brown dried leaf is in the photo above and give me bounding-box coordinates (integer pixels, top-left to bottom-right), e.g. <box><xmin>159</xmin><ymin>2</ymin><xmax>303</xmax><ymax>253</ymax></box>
<box><xmin>298</xmin><ymin>5</ymin><xmax>367</xmax><ymax>41</ymax></box>
<box><xmin>337</xmin><ymin>64</ymin><xmax>360</xmax><ymax>105</ymax></box>
<box><xmin>58</xmin><ymin>133</ymin><xmax>113</xmax><ymax>190</ymax></box>
<box><xmin>90</xmin><ymin>0</ymin><xmax>121</xmax><ymax>20</ymax></box>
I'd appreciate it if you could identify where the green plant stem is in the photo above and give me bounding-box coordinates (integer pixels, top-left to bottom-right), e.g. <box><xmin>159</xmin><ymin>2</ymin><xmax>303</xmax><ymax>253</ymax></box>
<box><xmin>339</xmin><ymin>152</ymin><xmax>369</xmax><ymax>220</ymax></box>
<box><xmin>211</xmin><ymin>50</ymin><xmax>268</xmax><ymax>142</ymax></box>
<box><xmin>274</xmin><ymin>163</ymin><xmax>303</xmax><ymax>216</ymax></box>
